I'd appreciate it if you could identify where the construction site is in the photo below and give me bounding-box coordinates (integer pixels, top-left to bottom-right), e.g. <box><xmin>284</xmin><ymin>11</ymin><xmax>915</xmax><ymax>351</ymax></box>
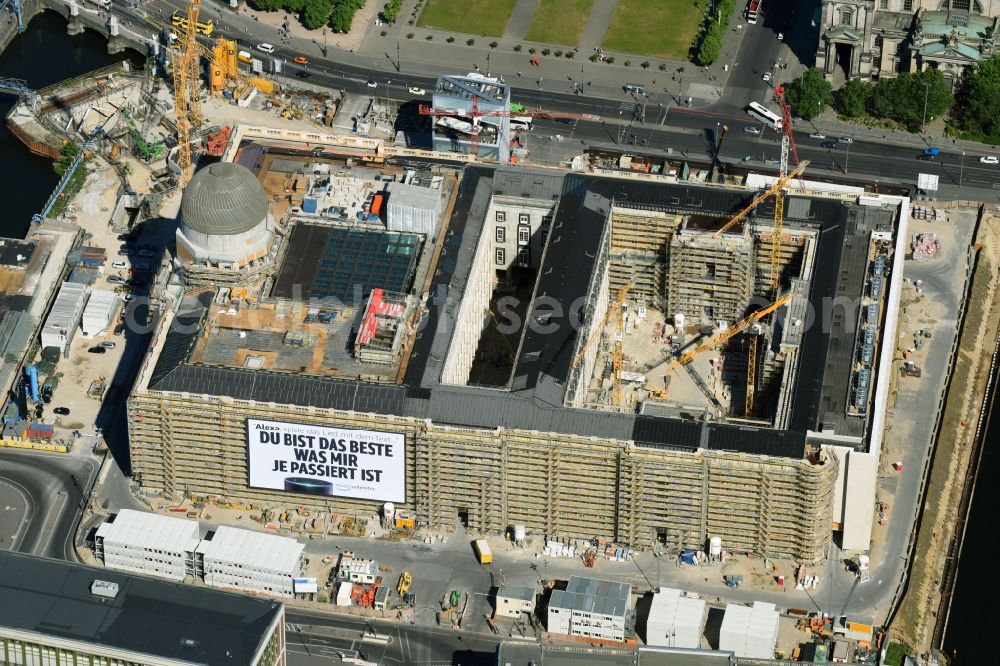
<box><xmin>122</xmin><ymin>98</ymin><xmax>907</xmax><ymax>566</ymax></box>
<box><xmin>1</xmin><ymin>0</ymin><xmax>884</xmax><ymax>568</ymax></box>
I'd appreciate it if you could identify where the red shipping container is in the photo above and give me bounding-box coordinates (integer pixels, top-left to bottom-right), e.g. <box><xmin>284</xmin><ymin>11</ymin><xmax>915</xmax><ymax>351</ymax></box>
<box><xmin>370</xmin><ymin>194</ymin><xmax>384</xmax><ymax>217</ymax></box>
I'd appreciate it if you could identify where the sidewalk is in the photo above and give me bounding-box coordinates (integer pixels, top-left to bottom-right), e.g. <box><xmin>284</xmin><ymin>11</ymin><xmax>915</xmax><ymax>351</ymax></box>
<box><xmin>807</xmin><ymin>111</ymin><xmax>998</xmax><ymax>156</ymax></box>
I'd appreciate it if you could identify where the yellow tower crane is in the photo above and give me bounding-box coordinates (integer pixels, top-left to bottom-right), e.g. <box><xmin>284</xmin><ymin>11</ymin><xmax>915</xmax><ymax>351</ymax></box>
<box><xmin>711</xmin><ymin>160</ymin><xmax>809</xmax><ymax>238</ymax></box>
<box><xmin>745</xmin><ymin>333</ymin><xmax>758</xmax><ymax>416</ymax></box>
<box><xmin>645</xmin><ymin>292</ymin><xmax>794</xmax><ymax>400</ymax></box>
<box><xmin>571</xmin><ymin>280</ymin><xmax>634</xmax><ymax>408</ymax></box>
<box><xmin>172</xmin><ymin>0</ymin><xmax>203</xmax><ymax>186</ymax></box>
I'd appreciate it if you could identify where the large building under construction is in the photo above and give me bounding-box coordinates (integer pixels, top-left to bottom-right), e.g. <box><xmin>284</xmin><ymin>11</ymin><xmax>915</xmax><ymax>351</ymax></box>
<box><xmin>128</xmin><ymin>128</ymin><xmax>906</xmax><ymax>563</ymax></box>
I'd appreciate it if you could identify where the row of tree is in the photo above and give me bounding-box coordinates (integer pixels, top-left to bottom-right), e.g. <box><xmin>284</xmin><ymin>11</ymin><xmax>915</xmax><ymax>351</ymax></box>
<box><xmin>690</xmin><ymin>0</ymin><xmax>737</xmax><ymax>66</ymax></box>
<box><xmin>246</xmin><ymin>0</ymin><xmax>366</xmax><ymax>32</ymax></box>
<box><xmin>783</xmin><ymin>56</ymin><xmax>1000</xmax><ymax>142</ymax></box>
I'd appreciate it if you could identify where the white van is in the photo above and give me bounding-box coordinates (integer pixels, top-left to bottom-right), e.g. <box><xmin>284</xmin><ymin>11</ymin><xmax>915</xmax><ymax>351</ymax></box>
<box><xmin>257</xmin><ymin>43</ymin><xmax>275</xmax><ymax>54</ymax></box>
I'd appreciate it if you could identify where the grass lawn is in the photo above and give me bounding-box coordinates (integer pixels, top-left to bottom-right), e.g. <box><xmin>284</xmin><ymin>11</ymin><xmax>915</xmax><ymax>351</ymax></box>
<box><xmin>601</xmin><ymin>0</ymin><xmax>702</xmax><ymax>59</ymax></box>
<box><xmin>525</xmin><ymin>0</ymin><xmax>595</xmax><ymax>45</ymax></box>
<box><xmin>417</xmin><ymin>0</ymin><xmax>518</xmax><ymax>37</ymax></box>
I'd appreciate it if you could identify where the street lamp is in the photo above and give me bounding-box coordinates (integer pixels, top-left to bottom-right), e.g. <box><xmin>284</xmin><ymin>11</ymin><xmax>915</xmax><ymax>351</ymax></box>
<box><xmin>385</xmin><ymin>79</ymin><xmax>391</xmax><ymax>102</ymax></box>
<box><xmin>960</xmin><ymin>151</ymin><xmax>965</xmax><ymax>188</ymax></box>
<box><xmin>844</xmin><ymin>141</ymin><xmax>851</xmax><ymax>173</ymax></box>
<box><xmin>921</xmin><ymin>82</ymin><xmax>930</xmax><ymax>134</ymax></box>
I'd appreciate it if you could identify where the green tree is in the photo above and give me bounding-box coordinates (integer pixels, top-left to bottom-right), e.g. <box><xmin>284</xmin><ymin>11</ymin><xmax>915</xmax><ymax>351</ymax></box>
<box><xmin>328</xmin><ymin>0</ymin><xmax>365</xmax><ymax>32</ymax></box>
<box><xmin>248</xmin><ymin>0</ymin><xmax>284</xmax><ymax>11</ymax></box>
<box><xmin>698</xmin><ymin>28</ymin><xmax>722</xmax><ymax>65</ymax></box>
<box><xmin>383</xmin><ymin>0</ymin><xmax>402</xmax><ymax>22</ymax></box>
<box><xmin>302</xmin><ymin>0</ymin><xmax>332</xmax><ymax>30</ymax></box>
<box><xmin>955</xmin><ymin>55</ymin><xmax>1000</xmax><ymax>139</ymax></box>
<box><xmin>869</xmin><ymin>69</ymin><xmax>952</xmax><ymax>131</ymax></box>
<box><xmin>834</xmin><ymin>78</ymin><xmax>870</xmax><ymax>118</ymax></box>
<box><xmin>783</xmin><ymin>68</ymin><xmax>833</xmax><ymax>121</ymax></box>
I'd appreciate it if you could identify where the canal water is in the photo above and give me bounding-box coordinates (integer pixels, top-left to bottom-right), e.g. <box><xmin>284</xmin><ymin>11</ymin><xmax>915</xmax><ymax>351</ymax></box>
<box><xmin>0</xmin><ymin>11</ymin><xmax>141</xmax><ymax>238</ymax></box>
<box><xmin>942</xmin><ymin>381</ymin><xmax>999</xmax><ymax>661</ymax></box>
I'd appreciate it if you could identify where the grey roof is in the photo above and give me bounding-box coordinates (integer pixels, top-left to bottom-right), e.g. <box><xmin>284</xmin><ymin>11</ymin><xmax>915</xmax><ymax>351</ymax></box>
<box><xmin>549</xmin><ymin>576</ymin><xmax>630</xmax><ymax>618</ymax></box>
<box><xmin>499</xmin><ymin>585</ymin><xmax>536</xmax><ymax>602</ymax></box>
<box><xmin>181</xmin><ymin>162</ymin><xmax>268</xmax><ymax>236</ymax></box>
<box><xmin>638</xmin><ymin>647</ymin><xmax>735</xmax><ymax>666</ymax></box>
<box><xmin>0</xmin><ymin>549</ymin><xmax>281</xmax><ymax>666</ymax></box>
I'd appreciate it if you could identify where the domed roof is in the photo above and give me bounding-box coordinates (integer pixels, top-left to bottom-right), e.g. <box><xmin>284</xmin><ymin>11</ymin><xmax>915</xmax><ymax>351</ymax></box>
<box><xmin>180</xmin><ymin>162</ymin><xmax>268</xmax><ymax>236</ymax></box>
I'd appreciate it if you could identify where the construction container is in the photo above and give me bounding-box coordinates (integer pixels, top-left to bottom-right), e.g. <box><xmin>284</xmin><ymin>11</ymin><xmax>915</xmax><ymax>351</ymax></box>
<box><xmin>27</xmin><ymin>423</ymin><xmax>54</xmax><ymax>439</ymax></box>
<box><xmin>472</xmin><ymin>539</ymin><xmax>492</xmax><ymax>565</ymax></box>
<box><xmin>335</xmin><ymin>581</ymin><xmax>353</xmax><ymax>606</ymax></box>
<box><xmin>370</xmin><ymin>194</ymin><xmax>384</xmax><ymax>217</ymax></box>
<box><xmin>394</xmin><ymin>511</ymin><xmax>415</xmax><ymax>530</ymax></box>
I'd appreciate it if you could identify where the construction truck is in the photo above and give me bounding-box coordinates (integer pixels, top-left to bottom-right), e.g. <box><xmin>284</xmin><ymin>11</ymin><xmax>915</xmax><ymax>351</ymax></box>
<box><xmin>397</xmin><ymin>571</ymin><xmax>412</xmax><ymax>596</ymax></box>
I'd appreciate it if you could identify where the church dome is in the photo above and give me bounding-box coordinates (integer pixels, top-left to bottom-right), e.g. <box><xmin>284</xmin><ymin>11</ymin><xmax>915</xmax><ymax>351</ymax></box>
<box><xmin>180</xmin><ymin>162</ymin><xmax>268</xmax><ymax>237</ymax></box>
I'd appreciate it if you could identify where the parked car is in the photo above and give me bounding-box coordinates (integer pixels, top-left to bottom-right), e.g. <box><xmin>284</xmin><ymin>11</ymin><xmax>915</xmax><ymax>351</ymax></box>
<box><xmin>408</xmin><ymin>87</ymin><xmax>426</xmax><ymax>95</ymax></box>
<box><xmin>107</xmin><ymin>275</ymin><xmax>128</xmax><ymax>285</ymax></box>
<box><xmin>762</xmin><ymin>72</ymin><xmax>772</xmax><ymax>83</ymax></box>
<box><xmin>808</xmin><ymin>132</ymin><xmax>826</xmax><ymax>140</ymax></box>
<box><xmin>821</xmin><ymin>141</ymin><xmax>839</xmax><ymax>149</ymax></box>
<box><xmin>137</xmin><ymin>249</ymin><xmax>156</xmax><ymax>258</ymax></box>
<box><xmin>87</xmin><ymin>346</ymin><xmax>106</xmax><ymax>354</ymax></box>
<box><xmin>980</xmin><ymin>155</ymin><xmax>999</xmax><ymax>165</ymax></box>
<box><xmin>366</xmin><ymin>80</ymin><xmax>377</xmax><ymax>88</ymax></box>
<box><xmin>838</xmin><ymin>136</ymin><xmax>854</xmax><ymax>144</ymax></box>
<box><xmin>117</xmin><ymin>248</ymin><xmax>135</xmax><ymax>256</ymax></box>
<box><xmin>777</xmin><ymin>32</ymin><xmax>784</xmax><ymax>41</ymax></box>
<box><xmin>133</xmin><ymin>261</ymin><xmax>152</xmax><ymax>270</ymax></box>
<box><xmin>53</xmin><ymin>407</ymin><xmax>70</xmax><ymax>416</ymax></box>
<box><xmin>296</xmin><ymin>71</ymin><xmax>311</xmax><ymax>79</ymax></box>
<box><xmin>743</xmin><ymin>126</ymin><xmax>761</xmax><ymax>135</ymax></box>
<box><xmin>112</xmin><ymin>261</ymin><xmax>129</xmax><ymax>270</ymax></box>
<box><xmin>99</xmin><ymin>341</ymin><xmax>116</xmax><ymax>349</ymax></box>
<box><xmin>293</xmin><ymin>56</ymin><xmax>308</xmax><ymax>65</ymax></box>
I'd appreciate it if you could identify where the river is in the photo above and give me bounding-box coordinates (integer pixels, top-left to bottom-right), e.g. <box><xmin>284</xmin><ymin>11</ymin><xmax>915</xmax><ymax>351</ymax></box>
<box><xmin>942</xmin><ymin>378</ymin><xmax>999</xmax><ymax>661</ymax></box>
<box><xmin>0</xmin><ymin>11</ymin><xmax>141</xmax><ymax>238</ymax></box>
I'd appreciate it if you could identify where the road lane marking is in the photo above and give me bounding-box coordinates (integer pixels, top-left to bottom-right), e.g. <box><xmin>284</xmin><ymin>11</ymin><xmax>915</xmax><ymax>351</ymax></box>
<box><xmin>37</xmin><ymin>491</ymin><xmax>67</xmax><ymax>556</ymax></box>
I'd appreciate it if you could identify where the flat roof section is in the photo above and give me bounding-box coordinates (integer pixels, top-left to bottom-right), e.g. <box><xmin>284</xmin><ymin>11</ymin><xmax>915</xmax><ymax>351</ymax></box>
<box><xmin>96</xmin><ymin>509</ymin><xmax>201</xmax><ymax>554</ymax></box>
<box><xmin>272</xmin><ymin>224</ymin><xmax>422</xmax><ymax>304</ymax></box>
<box><xmin>0</xmin><ymin>549</ymin><xmax>282</xmax><ymax>666</ymax></box>
<box><xmin>196</xmin><ymin>525</ymin><xmax>304</xmax><ymax>574</ymax></box>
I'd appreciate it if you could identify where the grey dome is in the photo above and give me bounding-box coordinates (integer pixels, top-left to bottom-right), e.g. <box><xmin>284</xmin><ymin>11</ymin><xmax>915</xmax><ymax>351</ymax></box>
<box><xmin>180</xmin><ymin>162</ymin><xmax>268</xmax><ymax>236</ymax></box>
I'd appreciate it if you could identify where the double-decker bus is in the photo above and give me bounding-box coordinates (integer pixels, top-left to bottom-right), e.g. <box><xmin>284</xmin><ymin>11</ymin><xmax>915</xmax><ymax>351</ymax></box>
<box><xmin>746</xmin><ymin>0</ymin><xmax>761</xmax><ymax>24</ymax></box>
<box><xmin>746</xmin><ymin>102</ymin><xmax>782</xmax><ymax>130</ymax></box>
<box><xmin>171</xmin><ymin>10</ymin><xmax>214</xmax><ymax>36</ymax></box>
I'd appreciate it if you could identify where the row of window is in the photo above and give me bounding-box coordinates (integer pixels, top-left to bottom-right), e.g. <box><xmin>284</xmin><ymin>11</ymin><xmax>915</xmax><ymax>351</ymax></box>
<box><xmin>495</xmin><ymin>225</ymin><xmax>531</xmax><ymax>245</ymax></box>
<box><xmin>877</xmin><ymin>0</ymin><xmax>914</xmax><ymax>10</ymax></box>
<box><xmin>0</xmin><ymin>638</ymin><xmax>144</xmax><ymax>666</ymax></box>
<box><xmin>495</xmin><ymin>211</ymin><xmax>531</xmax><ymax>224</ymax></box>
<box><xmin>495</xmin><ymin>247</ymin><xmax>530</xmax><ymax>268</ymax></box>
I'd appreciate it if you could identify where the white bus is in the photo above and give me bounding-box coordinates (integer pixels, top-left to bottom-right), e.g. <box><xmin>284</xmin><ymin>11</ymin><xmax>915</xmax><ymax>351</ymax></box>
<box><xmin>746</xmin><ymin>102</ymin><xmax>782</xmax><ymax>131</ymax></box>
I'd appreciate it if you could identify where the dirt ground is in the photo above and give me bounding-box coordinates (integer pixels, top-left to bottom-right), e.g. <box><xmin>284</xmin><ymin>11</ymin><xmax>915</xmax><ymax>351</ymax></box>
<box><xmin>895</xmin><ymin>211</ymin><xmax>1000</xmax><ymax>651</ymax></box>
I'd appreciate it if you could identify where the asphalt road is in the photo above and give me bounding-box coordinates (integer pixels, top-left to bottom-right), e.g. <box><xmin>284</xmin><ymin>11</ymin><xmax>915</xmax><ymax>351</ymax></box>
<box><xmin>284</xmin><ymin>611</ymin><xmax>497</xmax><ymax>666</ymax></box>
<box><xmin>0</xmin><ymin>450</ymin><xmax>99</xmax><ymax>559</ymax></box>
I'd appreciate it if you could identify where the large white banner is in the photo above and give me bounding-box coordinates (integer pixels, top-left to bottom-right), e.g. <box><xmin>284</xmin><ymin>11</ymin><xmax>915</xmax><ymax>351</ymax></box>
<box><xmin>247</xmin><ymin>419</ymin><xmax>406</xmax><ymax>502</ymax></box>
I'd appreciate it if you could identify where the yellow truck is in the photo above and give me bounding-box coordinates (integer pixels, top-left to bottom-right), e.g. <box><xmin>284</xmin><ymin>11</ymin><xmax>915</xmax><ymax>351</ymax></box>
<box><xmin>472</xmin><ymin>538</ymin><xmax>492</xmax><ymax>565</ymax></box>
